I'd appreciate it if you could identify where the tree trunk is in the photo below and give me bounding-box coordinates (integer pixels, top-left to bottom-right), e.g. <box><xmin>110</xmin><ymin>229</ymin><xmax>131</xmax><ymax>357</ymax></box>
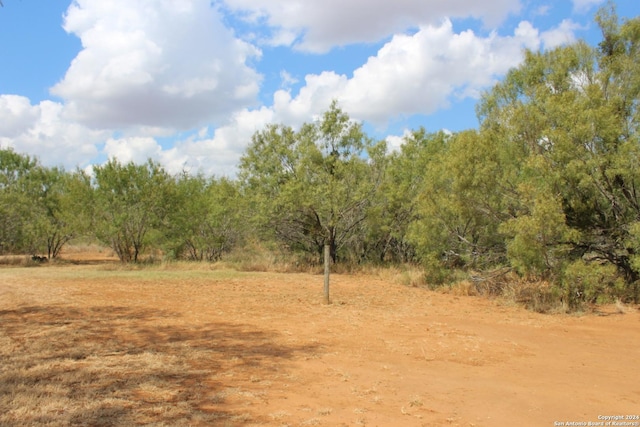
<box><xmin>323</xmin><ymin>242</ymin><xmax>331</xmax><ymax>305</ymax></box>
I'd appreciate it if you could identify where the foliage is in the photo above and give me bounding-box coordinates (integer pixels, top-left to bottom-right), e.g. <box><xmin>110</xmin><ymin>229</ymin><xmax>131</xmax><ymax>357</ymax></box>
<box><xmin>239</xmin><ymin>101</ymin><xmax>385</xmax><ymax>263</ymax></box>
<box><xmin>369</xmin><ymin>129</ymin><xmax>445</xmax><ymax>264</ymax></box>
<box><xmin>166</xmin><ymin>174</ymin><xmax>243</xmax><ymax>261</ymax></box>
<box><xmin>476</xmin><ymin>5</ymin><xmax>640</xmax><ymax>301</ymax></box>
<box><xmin>92</xmin><ymin>159</ymin><xmax>174</xmax><ymax>263</ymax></box>
<box><xmin>0</xmin><ymin>149</ymin><xmax>90</xmax><ymax>258</ymax></box>
<box><xmin>1</xmin><ymin>3</ymin><xmax>638</xmax><ymax>310</ymax></box>
<box><xmin>409</xmin><ymin>130</ymin><xmax>511</xmax><ymax>279</ymax></box>
<box><xmin>26</xmin><ymin>167</ymin><xmax>93</xmax><ymax>259</ymax></box>
<box><xmin>0</xmin><ymin>148</ymin><xmax>38</xmax><ymax>254</ymax></box>
<box><xmin>561</xmin><ymin>259</ymin><xmax>625</xmax><ymax>309</ymax></box>
<box><xmin>500</xmin><ymin>182</ymin><xmax>578</xmax><ymax>277</ymax></box>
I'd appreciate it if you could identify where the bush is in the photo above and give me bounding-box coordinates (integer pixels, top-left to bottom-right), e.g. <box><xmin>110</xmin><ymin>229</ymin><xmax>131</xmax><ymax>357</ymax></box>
<box><xmin>422</xmin><ymin>253</ymin><xmax>453</xmax><ymax>288</ymax></box>
<box><xmin>561</xmin><ymin>260</ymin><xmax>624</xmax><ymax>309</ymax></box>
<box><xmin>511</xmin><ymin>280</ymin><xmax>562</xmax><ymax>313</ymax></box>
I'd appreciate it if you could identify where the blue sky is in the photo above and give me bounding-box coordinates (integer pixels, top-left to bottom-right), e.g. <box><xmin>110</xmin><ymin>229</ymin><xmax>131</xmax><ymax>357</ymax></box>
<box><xmin>0</xmin><ymin>0</ymin><xmax>638</xmax><ymax>176</ymax></box>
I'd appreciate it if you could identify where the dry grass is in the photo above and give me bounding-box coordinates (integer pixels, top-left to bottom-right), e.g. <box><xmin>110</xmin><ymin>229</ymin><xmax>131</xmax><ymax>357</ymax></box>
<box><xmin>0</xmin><ymin>255</ymin><xmax>31</xmax><ymax>267</ymax></box>
<box><xmin>363</xmin><ymin>265</ymin><xmax>426</xmax><ymax>288</ymax></box>
<box><xmin>447</xmin><ymin>280</ymin><xmax>478</xmax><ymax>297</ymax></box>
<box><xmin>615</xmin><ymin>298</ymin><xmax>634</xmax><ymax>314</ymax></box>
<box><xmin>2</xmin><ymin>259</ymin><xmax>640</xmax><ymax>426</ymax></box>
<box><xmin>0</xmin><ymin>302</ymin><xmax>319</xmax><ymax>426</ymax></box>
<box><xmin>438</xmin><ymin>270</ymin><xmax>568</xmax><ymax>313</ymax></box>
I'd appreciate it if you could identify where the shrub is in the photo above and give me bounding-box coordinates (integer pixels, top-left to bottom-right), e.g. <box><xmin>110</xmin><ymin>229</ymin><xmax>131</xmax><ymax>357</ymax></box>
<box><xmin>561</xmin><ymin>260</ymin><xmax>624</xmax><ymax>309</ymax></box>
<box><xmin>511</xmin><ymin>280</ymin><xmax>562</xmax><ymax>313</ymax></box>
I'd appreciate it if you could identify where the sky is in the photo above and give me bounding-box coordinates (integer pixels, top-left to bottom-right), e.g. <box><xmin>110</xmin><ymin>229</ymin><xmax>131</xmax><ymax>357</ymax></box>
<box><xmin>0</xmin><ymin>0</ymin><xmax>638</xmax><ymax>176</ymax></box>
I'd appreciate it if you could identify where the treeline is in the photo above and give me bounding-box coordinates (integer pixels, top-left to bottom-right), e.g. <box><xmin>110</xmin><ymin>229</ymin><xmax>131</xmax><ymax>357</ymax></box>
<box><xmin>1</xmin><ymin>5</ymin><xmax>639</xmax><ymax>307</ymax></box>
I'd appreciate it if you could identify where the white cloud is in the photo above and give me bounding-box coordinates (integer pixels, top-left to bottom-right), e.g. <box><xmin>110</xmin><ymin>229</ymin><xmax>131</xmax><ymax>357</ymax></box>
<box><xmin>348</xmin><ymin>20</ymin><xmax>540</xmax><ymax>121</ymax></box>
<box><xmin>105</xmin><ymin>106</ymin><xmax>276</xmax><ymax>176</ymax></box>
<box><xmin>385</xmin><ymin>130</ymin><xmax>412</xmax><ymax>153</ymax></box>
<box><xmin>151</xmin><ymin>17</ymin><xmax>548</xmax><ymax>176</ymax></box>
<box><xmin>0</xmin><ymin>95</ymin><xmax>106</xmax><ymax>168</ymax></box>
<box><xmin>266</xmin><ymin>19</ymin><xmax>541</xmax><ymax>125</ymax></box>
<box><xmin>170</xmin><ymin>106</ymin><xmax>276</xmax><ymax>176</ymax></box>
<box><xmin>571</xmin><ymin>0</ymin><xmax>606</xmax><ymax>13</ymax></box>
<box><xmin>272</xmin><ymin>72</ymin><xmax>348</xmax><ymax>124</ymax></box>
<box><xmin>541</xmin><ymin>19</ymin><xmax>582</xmax><ymax>49</ymax></box>
<box><xmin>223</xmin><ymin>0</ymin><xmax>522</xmax><ymax>52</ymax></box>
<box><xmin>51</xmin><ymin>0</ymin><xmax>262</xmax><ymax>130</ymax></box>
<box><xmin>0</xmin><ymin>95</ymin><xmax>39</xmax><ymax>138</ymax></box>
<box><xmin>279</xmin><ymin>70</ymin><xmax>299</xmax><ymax>89</ymax></box>
<box><xmin>103</xmin><ymin>135</ymin><xmax>196</xmax><ymax>175</ymax></box>
<box><xmin>533</xmin><ymin>5</ymin><xmax>551</xmax><ymax>17</ymax></box>
<box><xmin>148</xmin><ymin>17</ymin><xmax>553</xmax><ymax>177</ymax></box>
<box><xmin>1</xmin><ymin>1</ymin><xmax>583</xmax><ymax>178</ymax></box>
<box><xmin>104</xmin><ymin>136</ymin><xmax>162</xmax><ymax>164</ymax></box>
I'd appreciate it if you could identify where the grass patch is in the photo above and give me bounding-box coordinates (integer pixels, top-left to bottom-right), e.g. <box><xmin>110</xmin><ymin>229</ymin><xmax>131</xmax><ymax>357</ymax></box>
<box><xmin>0</xmin><ymin>255</ymin><xmax>30</xmax><ymax>267</ymax></box>
<box><xmin>1</xmin><ymin>263</ymin><xmax>256</xmax><ymax>281</ymax></box>
<box><xmin>0</xmin><ymin>304</ymin><xmax>319</xmax><ymax>426</ymax></box>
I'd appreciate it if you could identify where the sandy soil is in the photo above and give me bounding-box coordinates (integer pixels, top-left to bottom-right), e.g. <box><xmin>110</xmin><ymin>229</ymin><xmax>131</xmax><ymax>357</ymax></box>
<box><xmin>1</xmin><ymin>260</ymin><xmax>639</xmax><ymax>427</ymax></box>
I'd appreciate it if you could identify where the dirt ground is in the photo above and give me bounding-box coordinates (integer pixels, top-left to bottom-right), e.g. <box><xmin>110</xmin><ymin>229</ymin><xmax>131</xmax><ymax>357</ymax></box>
<box><xmin>1</xmin><ymin>257</ymin><xmax>639</xmax><ymax>426</ymax></box>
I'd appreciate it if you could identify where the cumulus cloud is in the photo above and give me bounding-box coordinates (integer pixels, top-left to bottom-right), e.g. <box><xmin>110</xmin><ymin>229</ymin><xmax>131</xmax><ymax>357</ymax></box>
<box><xmin>348</xmin><ymin>20</ymin><xmax>541</xmax><ymax>121</ymax></box>
<box><xmin>127</xmin><ymin>16</ymin><xmax>568</xmax><ymax>176</ymax></box>
<box><xmin>0</xmin><ymin>95</ymin><xmax>106</xmax><ymax>168</ymax></box>
<box><xmin>103</xmin><ymin>136</ymin><xmax>163</xmax><ymax>165</ymax></box>
<box><xmin>385</xmin><ymin>130</ymin><xmax>413</xmax><ymax>153</ymax></box>
<box><xmin>222</xmin><ymin>0</ymin><xmax>521</xmax><ymax>52</ymax></box>
<box><xmin>0</xmin><ymin>95</ymin><xmax>39</xmax><ymax>138</ymax></box>
<box><xmin>279</xmin><ymin>70</ymin><xmax>299</xmax><ymax>89</ymax></box>
<box><xmin>1</xmin><ymin>1</ymin><xmax>584</xmax><ymax>177</ymax></box>
<box><xmin>168</xmin><ymin>106</ymin><xmax>276</xmax><ymax>176</ymax></box>
<box><xmin>99</xmin><ymin>106</ymin><xmax>275</xmax><ymax>176</ymax></box>
<box><xmin>51</xmin><ymin>0</ymin><xmax>262</xmax><ymax>130</ymax></box>
<box><xmin>541</xmin><ymin>19</ymin><xmax>582</xmax><ymax>49</ymax></box>
<box><xmin>571</xmin><ymin>0</ymin><xmax>606</xmax><ymax>13</ymax></box>
<box><xmin>266</xmin><ymin>19</ymin><xmax>542</xmax><ymax>125</ymax></box>
<box><xmin>533</xmin><ymin>5</ymin><xmax>551</xmax><ymax>17</ymax></box>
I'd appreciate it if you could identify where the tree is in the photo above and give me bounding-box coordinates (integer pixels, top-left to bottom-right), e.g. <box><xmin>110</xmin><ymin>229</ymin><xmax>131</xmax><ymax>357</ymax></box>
<box><xmin>240</xmin><ymin>102</ymin><xmax>385</xmax><ymax>302</ymax></box>
<box><xmin>408</xmin><ymin>130</ymin><xmax>514</xmax><ymax>282</ymax></box>
<box><xmin>477</xmin><ymin>4</ymin><xmax>640</xmax><ymax>301</ymax></box>
<box><xmin>167</xmin><ymin>174</ymin><xmax>243</xmax><ymax>261</ymax></box>
<box><xmin>0</xmin><ymin>148</ymin><xmax>38</xmax><ymax>254</ymax></box>
<box><xmin>25</xmin><ymin>167</ymin><xmax>93</xmax><ymax>259</ymax></box>
<box><xmin>371</xmin><ymin>129</ymin><xmax>447</xmax><ymax>264</ymax></box>
<box><xmin>92</xmin><ymin>159</ymin><xmax>174</xmax><ymax>263</ymax></box>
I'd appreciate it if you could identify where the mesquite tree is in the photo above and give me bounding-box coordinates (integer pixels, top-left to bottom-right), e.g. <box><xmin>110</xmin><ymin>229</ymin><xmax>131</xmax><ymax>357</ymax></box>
<box><xmin>92</xmin><ymin>159</ymin><xmax>174</xmax><ymax>262</ymax></box>
<box><xmin>240</xmin><ymin>102</ymin><xmax>385</xmax><ymax>302</ymax></box>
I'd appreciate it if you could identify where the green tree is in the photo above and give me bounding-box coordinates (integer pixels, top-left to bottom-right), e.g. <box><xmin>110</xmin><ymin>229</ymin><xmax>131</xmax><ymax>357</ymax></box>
<box><xmin>167</xmin><ymin>174</ymin><xmax>243</xmax><ymax>261</ymax></box>
<box><xmin>241</xmin><ymin>102</ymin><xmax>384</xmax><ymax>263</ymax></box>
<box><xmin>26</xmin><ymin>167</ymin><xmax>93</xmax><ymax>259</ymax></box>
<box><xmin>477</xmin><ymin>4</ymin><xmax>640</xmax><ymax>300</ymax></box>
<box><xmin>240</xmin><ymin>102</ymin><xmax>385</xmax><ymax>302</ymax></box>
<box><xmin>408</xmin><ymin>130</ymin><xmax>513</xmax><ymax>283</ymax></box>
<box><xmin>368</xmin><ymin>129</ymin><xmax>447</xmax><ymax>264</ymax></box>
<box><xmin>92</xmin><ymin>159</ymin><xmax>174</xmax><ymax>263</ymax></box>
<box><xmin>0</xmin><ymin>148</ymin><xmax>38</xmax><ymax>254</ymax></box>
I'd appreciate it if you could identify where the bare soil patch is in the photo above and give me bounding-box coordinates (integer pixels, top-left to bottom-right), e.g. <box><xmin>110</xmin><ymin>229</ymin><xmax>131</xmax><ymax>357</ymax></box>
<box><xmin>1</xmin><ymin>263</ymin><xmax>639</xmax><ymax>426</ymax></box>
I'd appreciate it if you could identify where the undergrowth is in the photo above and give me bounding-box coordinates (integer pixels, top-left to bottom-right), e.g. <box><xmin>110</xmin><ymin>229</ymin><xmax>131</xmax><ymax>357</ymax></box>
<box><xmin>4</xmin><ymin>243</ymin><xmax>637</xmax><ymax>314</ymax></box>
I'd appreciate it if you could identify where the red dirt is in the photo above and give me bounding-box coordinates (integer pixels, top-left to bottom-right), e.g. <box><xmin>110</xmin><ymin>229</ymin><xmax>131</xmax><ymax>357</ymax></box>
<box><xmin>1</xmin><ymin>261</ymin><xmax>639</xmax><ymax>426</ymax></box>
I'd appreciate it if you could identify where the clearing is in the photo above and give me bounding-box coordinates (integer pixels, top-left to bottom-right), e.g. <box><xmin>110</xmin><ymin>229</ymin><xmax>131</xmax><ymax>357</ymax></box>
<box><xmin>1</xmin><ymin>259</ymin><xmax>639</xmax><ymax>426</ymax></box>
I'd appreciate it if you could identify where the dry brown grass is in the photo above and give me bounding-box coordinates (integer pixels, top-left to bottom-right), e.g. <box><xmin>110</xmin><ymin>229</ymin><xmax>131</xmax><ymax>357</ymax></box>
<box><xmin>3</xmin><ymin>247</ymin><xmax>640</xmax><ymax>426</ymax></box>
<box><xmin>347</xmin><ymin>265</ymin><xmax>425</xmax><ymax>288</ymax></box>
<box><xmin>0</xmin><ymin>303</ymin><xmax>318</xmax><ymax>426</ymax></box>
<box><xmin>0</xmin><ymin>255</ymin><xmax>31</xmax><ymax>267</ymax></box>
